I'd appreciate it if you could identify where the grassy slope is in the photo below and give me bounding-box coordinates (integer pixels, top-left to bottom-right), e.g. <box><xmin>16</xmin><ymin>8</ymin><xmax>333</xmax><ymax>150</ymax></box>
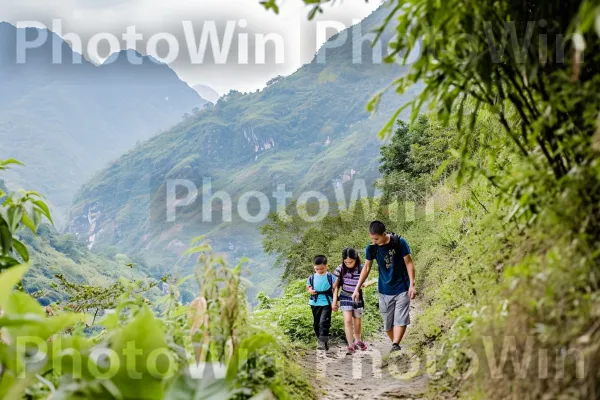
<box><xmin>18</xmin><ymin>225</ymin><xmax>158</xmax><ymax>305</ymax></box>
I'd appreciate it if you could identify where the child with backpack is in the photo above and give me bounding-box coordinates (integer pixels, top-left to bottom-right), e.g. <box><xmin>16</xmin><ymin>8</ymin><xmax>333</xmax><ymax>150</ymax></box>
<box><xmin>306</xmin><ymin>255</ymin><xmax>337</xmax><ymax>350</ymax></box>
<box><xmin>332</xmin><ymin>248</ymin><xmax>370</xmax><ymax>355</ymax></box>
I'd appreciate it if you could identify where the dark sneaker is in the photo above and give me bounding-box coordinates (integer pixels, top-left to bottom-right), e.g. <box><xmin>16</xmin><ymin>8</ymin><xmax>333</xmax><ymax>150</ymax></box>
<box><xmin>346</xmin><ymin>345</ymin><xmax>356</xmax><ymax>355</ymax></box>
<box><xmin>317</xmin><ymin>340</ymin><xmax>329</xmax><ymax>351</ymax></box>
<box><xmin>390</xmin><ymin>343</ymin><xmax>401</xmax><ymax>353</ymax></box>
<box><xmin>354</xmin><ymin>340</ymin><xmax>368</xmax><ymax>351</ymax></box>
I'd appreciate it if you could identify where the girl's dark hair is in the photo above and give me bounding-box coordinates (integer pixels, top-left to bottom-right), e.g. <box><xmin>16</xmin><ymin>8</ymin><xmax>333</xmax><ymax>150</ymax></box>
<box><xmin>339</xmin><ymin>247</ymin><xmax>361</xmax><ymax>290</ymax></box>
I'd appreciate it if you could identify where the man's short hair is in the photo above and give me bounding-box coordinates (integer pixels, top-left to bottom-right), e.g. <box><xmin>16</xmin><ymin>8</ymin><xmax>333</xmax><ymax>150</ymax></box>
<box><xmin>369</xmin><ymin>220</ymin><xmax>386</xmax><ymax>235</ymax></box>
<box><xmin>313</xmin><ymin>255</ymin><xmax>328</xmax><ymax>265</ymax></box>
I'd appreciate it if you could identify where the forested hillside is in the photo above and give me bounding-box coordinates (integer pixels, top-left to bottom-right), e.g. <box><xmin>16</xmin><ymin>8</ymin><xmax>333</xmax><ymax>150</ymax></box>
<box><xmin>0</xmin><ymin>22</ymin><xmax>206</xmax><ymax>224</ymax></box>
<box><xmin>65</xmin><ymin>6</ymin><xmax>422</xmax><ymax>288</ymax></box>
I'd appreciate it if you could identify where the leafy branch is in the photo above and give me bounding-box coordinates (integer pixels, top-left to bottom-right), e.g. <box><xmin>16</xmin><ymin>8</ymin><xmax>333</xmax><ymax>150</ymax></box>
<box><xmin>0</xmin><ymin>159</ymin><xmax>53</xmax><ymax>271</ymax></box>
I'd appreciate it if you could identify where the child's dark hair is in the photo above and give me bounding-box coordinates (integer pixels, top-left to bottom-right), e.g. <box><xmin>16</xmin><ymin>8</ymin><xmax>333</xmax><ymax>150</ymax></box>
<box><xmin>314</xmin><ymin>255</ymin><xmax>328</xmax><ymax>265</ymax></box>
<box><xmin>369</xmin><ymin>220</ymin><xmax>386</xmax><ymax>235</ymax></box>
<box><xmin>339</xmin><ymin>248</ymin><xmax>361</xmax><ymax>290</ymax></box>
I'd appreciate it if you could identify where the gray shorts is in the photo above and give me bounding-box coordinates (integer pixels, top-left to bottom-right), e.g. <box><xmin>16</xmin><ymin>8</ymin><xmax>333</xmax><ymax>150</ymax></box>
<box><xmin>379</xmin><ymin>292</ymin><xmax>410</xmax><ymax>331</ymax></box>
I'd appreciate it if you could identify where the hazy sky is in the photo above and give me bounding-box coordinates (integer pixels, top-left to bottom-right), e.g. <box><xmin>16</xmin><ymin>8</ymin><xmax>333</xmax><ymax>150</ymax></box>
<box><xmin>0</xmin><ymin>0</ymin><xmax>383</xmax><ymax>94</ymax></box>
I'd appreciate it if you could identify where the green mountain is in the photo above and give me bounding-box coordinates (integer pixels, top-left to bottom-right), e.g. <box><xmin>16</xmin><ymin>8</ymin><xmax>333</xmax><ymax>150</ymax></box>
<box><xmin>0</xmin><ymin>22</ymin><xmax>206</xmax><ymax>225</ymax></box>
<box><xmin>66</xmin><ymin>5</ymin><xmax>421</xmax><ymax>287</ymax></box>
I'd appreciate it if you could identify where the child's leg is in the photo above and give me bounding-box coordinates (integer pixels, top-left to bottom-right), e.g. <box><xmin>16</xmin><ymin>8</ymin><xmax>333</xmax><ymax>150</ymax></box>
<box><xmin>353</xmin><ymin>315</ymin><xmax>362</xmax><ymax>342</ymax></box>
<box><xmin>319</xmin><ymin>306</ymin><xmax>332</xmax><ymax>342</ymax></box>
<box><xmin>311</xmin><ymin>306</ymin><xmax>320</xmax><ymax>339</ymax></box>
<box><xmin>342</xmin><ymin>311</ymin><xmax>354</xmax><ymax>345</ymax></box>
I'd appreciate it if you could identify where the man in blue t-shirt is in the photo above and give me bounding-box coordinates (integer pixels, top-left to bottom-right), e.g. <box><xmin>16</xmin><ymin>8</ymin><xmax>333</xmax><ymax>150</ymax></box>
<box><xmin>353</xmin><ymin>220</ymin><xmax>416</xmax><ymax>353</ymax></box>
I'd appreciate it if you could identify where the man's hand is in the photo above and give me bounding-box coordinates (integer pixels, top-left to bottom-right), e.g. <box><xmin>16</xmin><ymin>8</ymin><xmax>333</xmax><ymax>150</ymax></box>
<box><xmin>352</xmin><ymin>290</ymin><xmax>360</xmax><ymax>303</ymax></box>
<box><xmin>332</xmin><ymin>302</ymin><xmax>339</xmax><ymax>312</ymax></box>
<box><xmin>408</xmin><ymin>284</ymin><xmax>416</xmax><ymax>300</ymax></box>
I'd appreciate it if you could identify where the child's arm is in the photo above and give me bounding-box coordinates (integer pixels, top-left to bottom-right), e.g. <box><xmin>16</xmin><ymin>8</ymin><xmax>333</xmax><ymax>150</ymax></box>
<box><xmin>307</xmin><ymin>285</ymin><xmax>317</xmax><ymax>295</ymax></box>
<box><xmin>331</xmin><ymin>279</ymin><xmax>340</xmax><ymax>311</ymax></box>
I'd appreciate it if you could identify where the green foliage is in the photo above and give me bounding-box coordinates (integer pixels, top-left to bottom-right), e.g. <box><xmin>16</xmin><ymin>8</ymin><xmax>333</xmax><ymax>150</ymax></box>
<box><xmin>378</xmin><ymin>1</ymin><xmax>600</xmax><ymax>230</ymax></box>
<box><xmin>378</xmin><ymin>115</ymin><xmax>459</xmax><ymax>204</ymax></box>
<box><xmin>255</xmin><ymin>291</ymin><xmax>273</xmax><ymax>310</ymax></box>
<box><xmin>52</xmin><ymin>273</ymin><xmax>157</xmax><ymax>325</ymax></box>
<box><xmin>0</xmin><ymin>159</ymin><xmax>52</xmax><ymax>271</ymax></box>
<box><xmin>0</xmin><ymin>241</ymin><xmax>315</xmax><ymax>399</ymax></box>
<box><xmin>254</xmin><ymin>279</ymin><xmax>382</xmax><ymax>345</ymax></box>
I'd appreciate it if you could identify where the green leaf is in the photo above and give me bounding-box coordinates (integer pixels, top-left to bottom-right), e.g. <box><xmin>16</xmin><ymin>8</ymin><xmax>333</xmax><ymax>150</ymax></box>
<box><xmin>0</xmin><ymin>158</ymin><xmax>24</xmax><ymax>168</ymax></box>
<box><xmin>0</xmin><ymin>222</ymin><xmax>12</xmax><ymax>255</ymax></box>
<box><xmin>12</xmin><ymin>238</ymin><xmax>29</xmax><ymax>262</ymax></box>
<box><xmin>30</xmin><ymin>208</ymin><xmax>41</xmax><ymax>229</ymax></box>
<box><xmin>183</xmin><ymin>244</ymin><xmax>211</xmax><ymax>256</ymax></box>
<box><xmin>109</xmin><ymin>306</ymin><xmax>174</xmax><ymax>399</ymax></box>
<box><xmin>32</xmin><ymin>200</ymin><xmax>53</xmax><ymax>224</ymax></box>
<box><xmin>6</xmin><ymin>206</ymin><xmax>24</xmax><ymax>233</ymax></box>
<box><xmin>0</xmin><ymin>256</ymin><xmax>20</xmax><ymax>271</ymax></box>
<box><xmin>226</xmin><ymin>333</ymin><xmax>277</xmax><ymax>381</ymax></box>
<box><xmin>433</xmin><ymin>159</ymin><xmax>452</xmax><ymax>180</ymax></box>
<box><xmin>20</xmin><ymin>213</ymin><xmax>36</xmax><ymax>233</ymax></box>
<box><xmin>190</xmin><ymin>235</ymin><xmax>207</xmax><ymax>245</ymax></box>
<box><xmin>0</xmin><ymin>314</ymin><xmax>45</xmax><ymax>327</ymax></box>
<box><xmin>0</xmin><ymin>264</ymin><xmax>28</xmax><ymax>307</ymax></box>
<box><xmin>40</xmin><ymin>313</ymin><xmax>86</xmax><ymax>339</ymax></box>
<box><xmin>5</xmin><ymin>291</ymin><xmax>44</xmax><ymax>316</ymax></box>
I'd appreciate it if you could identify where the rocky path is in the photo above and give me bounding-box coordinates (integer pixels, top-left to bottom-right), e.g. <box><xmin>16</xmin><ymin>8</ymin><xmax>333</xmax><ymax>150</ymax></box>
<box><xmin>298</xmin><ymin>333</ymin><xmax>429</xmax><ymax>399</ymax></box>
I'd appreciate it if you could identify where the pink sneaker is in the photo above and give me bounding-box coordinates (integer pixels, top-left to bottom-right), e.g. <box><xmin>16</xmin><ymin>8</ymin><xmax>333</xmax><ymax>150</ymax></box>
<box><xmin>346</xmin><ymin>345</ymin><xmax>356</xmax><ymax>355</ymax></box>
<box><xmin>354</xmin><ymin>340</ymin><xmax>368</xmax><ymax>351</ymax></box>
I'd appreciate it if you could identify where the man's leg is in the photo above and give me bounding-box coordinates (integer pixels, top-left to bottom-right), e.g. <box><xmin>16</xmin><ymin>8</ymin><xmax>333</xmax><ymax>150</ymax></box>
<box><xmin>379</xmin><ymin>293</ymin><xmax>394</xmax><ymax>342</ymax></box>
<box><xmin>385</xmin><ymin>329</ymin><xmax>394</xmax><ymax>341</ymax></box>
<box><xmin>392</xmin><ymin>292</ymin><xmax>411</xmax><ymax>345</ymax></box>
<box><xmin>393</xmin><ymin>325</ymin><xmax>407</xmax><ymax>344</ymax></box>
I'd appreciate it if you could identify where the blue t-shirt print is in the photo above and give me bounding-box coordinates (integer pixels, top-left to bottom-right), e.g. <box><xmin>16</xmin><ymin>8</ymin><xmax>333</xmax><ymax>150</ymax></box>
<box><xmin>365</xmin><ymin>236</ymin><xmax>412</xmax><ymax>296</ymax></box>
<box><xmin>306</xmin><ymin>273</ymin><xmax>337</xmax><ymax>306</ymax></box>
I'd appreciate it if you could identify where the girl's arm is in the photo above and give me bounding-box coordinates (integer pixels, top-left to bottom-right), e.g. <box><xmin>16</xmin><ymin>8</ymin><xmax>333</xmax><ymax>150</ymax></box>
<box><xmin>332</xmin><ymin>271</ymin><xmax>340</xmax><ymax>311</ymax></box>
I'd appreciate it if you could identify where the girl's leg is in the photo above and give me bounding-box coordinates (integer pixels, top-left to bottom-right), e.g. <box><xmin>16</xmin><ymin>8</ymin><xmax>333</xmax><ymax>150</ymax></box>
<box><xmin>353</xmin><ymin>315</ymin><xmax>362</xmax><ymax>342</ymax></box>
<box><xmin>342</xmin><ymin>311</ymin><xmax>354</xmax><ymax>346</ymax></box>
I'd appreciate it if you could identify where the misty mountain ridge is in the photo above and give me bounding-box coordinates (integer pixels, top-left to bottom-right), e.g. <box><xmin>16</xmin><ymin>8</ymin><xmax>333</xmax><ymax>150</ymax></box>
<box><xmin>0</xmin><ymin>21</ymin><xmax>206</xmax><ymax>224</ymax></box>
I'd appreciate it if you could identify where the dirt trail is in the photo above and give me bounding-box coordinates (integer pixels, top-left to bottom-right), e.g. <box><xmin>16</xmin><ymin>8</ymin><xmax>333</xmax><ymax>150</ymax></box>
<box><xmin>298</xmin><ymin>333</ymin><xmax>429</xmax><ymax>399</ymax></box>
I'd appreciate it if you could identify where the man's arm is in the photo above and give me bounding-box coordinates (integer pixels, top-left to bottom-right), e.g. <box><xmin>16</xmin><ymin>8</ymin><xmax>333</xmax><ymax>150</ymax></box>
<box><xmin>362</xmin><ymin>278</ymin><xmax>377</xmax><ymax>288</ymax></box>
<box><xmin>405</xmin><ymin>254</ymin><xmax>416</xmax><ymax>299</ymax></box>
<box><xmin>352</xmin><ymin>259</ymin><xmax>372</xmax><ymax>302</ymax></box>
